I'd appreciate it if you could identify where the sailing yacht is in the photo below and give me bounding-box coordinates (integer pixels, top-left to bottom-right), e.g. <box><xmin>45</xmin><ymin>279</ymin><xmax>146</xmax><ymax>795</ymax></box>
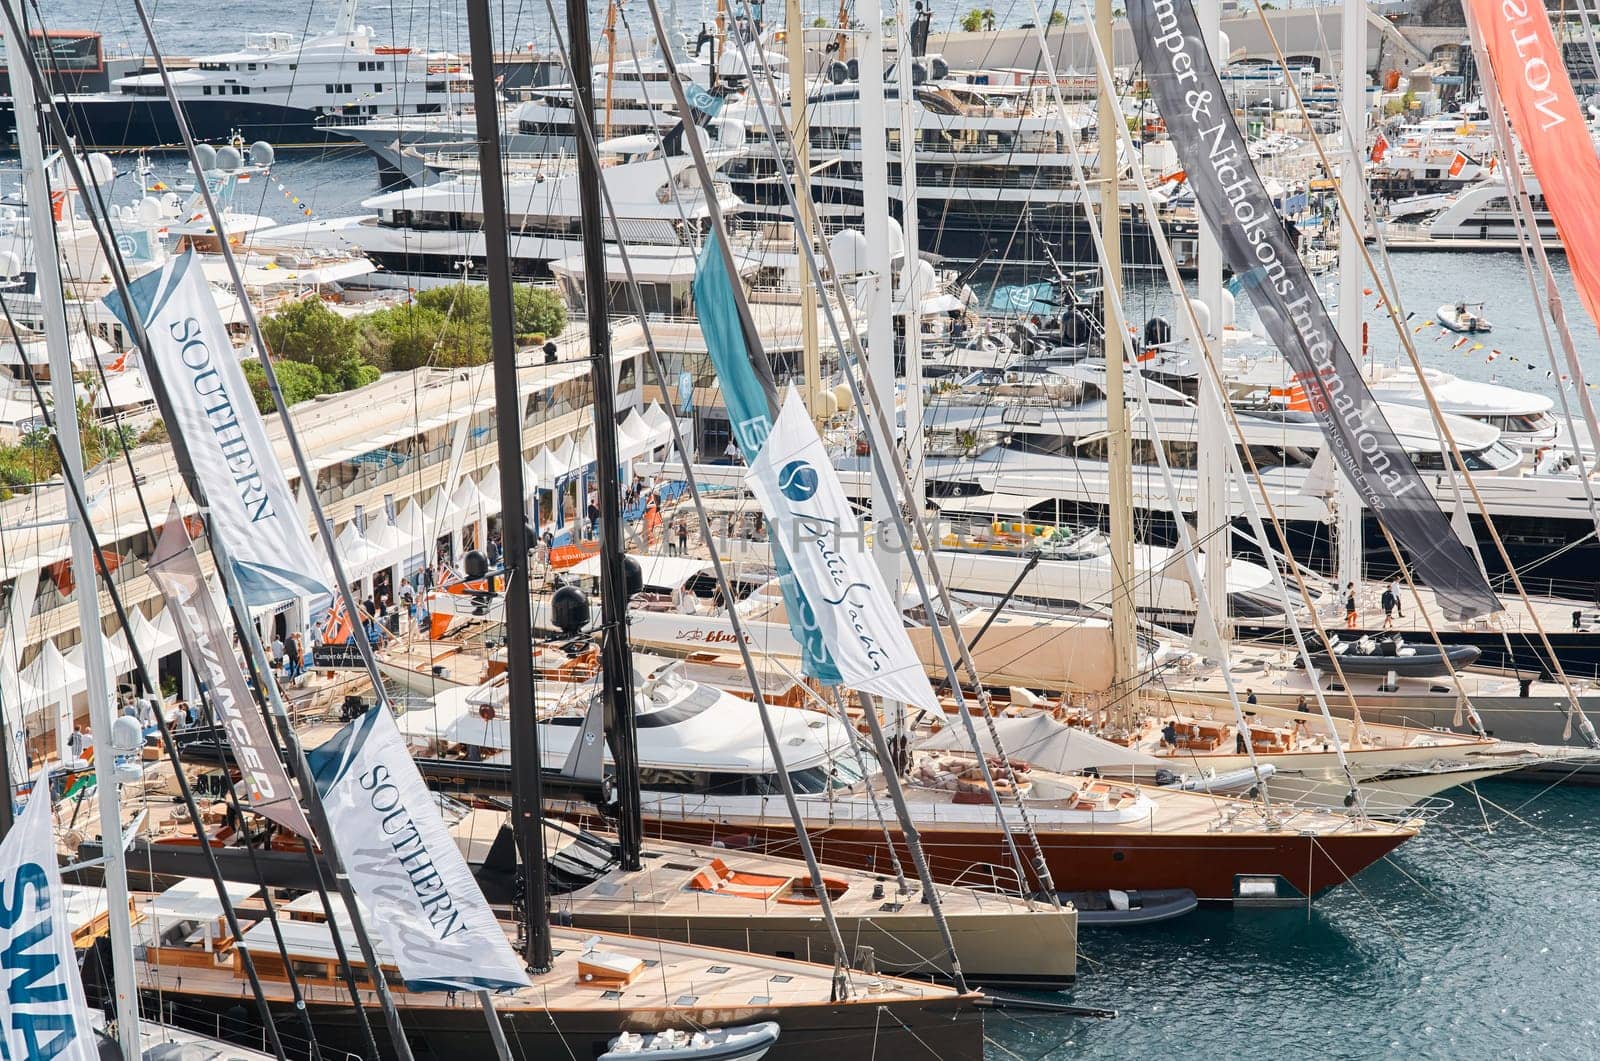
<box><xmin>412</xmin><ymin>658</ymin><xmax>1418</xmax><ymax>904</ymax></box>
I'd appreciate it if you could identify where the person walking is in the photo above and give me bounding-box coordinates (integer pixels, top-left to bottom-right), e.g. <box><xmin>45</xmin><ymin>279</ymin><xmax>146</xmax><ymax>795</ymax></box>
<box><xmin>285</xmin><ymin>632</ymin><xmax>302</xmax><ymax>681</ymax></box>
<box><xmin>1390</xmin><ymin>579</ymin><xmax>1405</xmax><ymax>620</ymax></box>
<box><xmin>1380</xmin><ymin>584</ymin><xmax>1397</xmax><ymax>629</ymax></box>
<box><xmin>676</xmin><ymin>520</ymin><xmax>689</xmax><ymax>555</ymax></box>
<box><xmin>270</xmin><ymin>634</ymin><xmax>285</xmax><ymax>675</ymax></box>
<box><xmin>1345</xmin><ymin>582</ymin><xmax>1359</xmax><ymax>629</ymax></box>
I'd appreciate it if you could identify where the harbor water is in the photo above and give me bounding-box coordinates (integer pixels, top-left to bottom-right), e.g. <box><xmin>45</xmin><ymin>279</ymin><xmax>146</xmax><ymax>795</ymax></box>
<box><xmin>1018</xmin><ymin>779</ymin><xmax>1600</xmax><ymax>1058</ymax></box>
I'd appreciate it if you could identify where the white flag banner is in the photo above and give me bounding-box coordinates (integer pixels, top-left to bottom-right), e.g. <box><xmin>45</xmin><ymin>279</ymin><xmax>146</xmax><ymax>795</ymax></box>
<box><xmin>1</xmin><ymin>772</ymin><xmax>98</xmax><ymax>1061</ymax></box>
<box><xmin>746</xmin><ymin>388</ymin><xmax>940</xmax><ymax>712</ymax></box>
<box><xmin>105</xmin><ymin>252</ymin><xmax>328</xmax><ymax>606</ymax></box>
<box><xmin>148</xmin><ymin>512</ymin><xmax>313</xmax><ymax>838</ymax></box>
<box><xmin>309</xmin><ymin>707</ymin><xmax>531</xmax><ymax>992</ymax></box>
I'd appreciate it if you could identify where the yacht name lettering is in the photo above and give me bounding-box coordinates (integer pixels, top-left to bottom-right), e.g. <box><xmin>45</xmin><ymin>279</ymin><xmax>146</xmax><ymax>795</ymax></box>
<box><xmin>794</xmin><ymin>515</ymin><xmax>891</xmax><ymax>673</ymax></box>
<box><xmin>168</xmin><ymin>317</ymin><xmax>274</xmax><ymax>524</ymax></box>
<box><xmin>172</xmin><ymin>579</ymin><xmax>276</xmax><ymax>799</ymax></box>
<box><xmin>357</xmin><ymin>765</ymin><xmax>465</xmax><ymax>938</ymax></box>
<box><xmin>0</xmin><ymin>861</ymin><xmax>80</xmax><ymax>1061</ymax></box>
<box><xmin>1496</xmin><ymin>0</ymin><xmax>1565</xmax><ymax>130</ymax></box>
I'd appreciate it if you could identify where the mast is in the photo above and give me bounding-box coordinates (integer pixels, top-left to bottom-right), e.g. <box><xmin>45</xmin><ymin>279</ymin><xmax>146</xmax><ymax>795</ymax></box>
<box><xmin>855</xmin><ymin>0</ymin><xmax>901</xmax><ymax>593</ymax></box>
<box><xmin>569</xmin><ymin>0</ymin><xmax>643</xmax><ymax>871</ymax></box>
<box><xmin>1195</xmin><ymin>0</ymin><xmax>1230</xmax><ymax>655</ymax></box>
<box><xmin>785</xmin><ymin>0</ymin><xmax>823</xmax><ymax>417</ymax></box>
<box><xmin>894</xmin><ymin>0</ymin><xmax>925</xmax><ymax>508</ymax></box>
<box><xmin>465</xmin><ymin>0</ymin><xmax>554</xmax><ymax>969</ymax></box>
<box><xmin>1336</xmin><ymin>0</ymin><xmax>1366</xmax><ymax>597</ymax></box>
<box><xmin>6</xmin><ymin>8</ymin><xmax>140</xmax><ymax>1053</ymax></box>
<box><xmin>1099</xmin><ymin>0</ymin><xmax>1138</xmax><ymax>702</ymax></box>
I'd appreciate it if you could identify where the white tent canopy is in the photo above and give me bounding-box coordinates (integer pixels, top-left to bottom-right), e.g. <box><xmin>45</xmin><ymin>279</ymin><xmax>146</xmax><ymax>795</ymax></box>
<box><xmin>451</xmin><ymin>475</ymin><xmax>486</xmax><ymax>516</ymax></box>
<box><xmin>477</xmin><ymin>468</ymin><xmax>502</xmax><ymax>512</ymax></box>
<box><xmin>617</xmin><ymin>411</ymin><xmax>654</xmax><ymax>461</ymax></box>
<box><xmin>22</xmin><ymin>640</ymin><xmax>83</xmax><ymax>701</ymax></box>
<box><xmin>914</xmin><ymin>714</ymin><xmax>1166</xmax><ymax>771</ymax></box>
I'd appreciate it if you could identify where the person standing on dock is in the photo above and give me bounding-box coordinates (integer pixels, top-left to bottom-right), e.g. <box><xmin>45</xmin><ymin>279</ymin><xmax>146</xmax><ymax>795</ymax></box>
<box><xmin>1389</xmin><ymin>580</ymin><xmax>1405</xmax><ymax>619</ymax></box>
<box><xmin>1346</xmin><ymin>582</ymin><xmax>1359</xmax><ymax>629</ymax></box>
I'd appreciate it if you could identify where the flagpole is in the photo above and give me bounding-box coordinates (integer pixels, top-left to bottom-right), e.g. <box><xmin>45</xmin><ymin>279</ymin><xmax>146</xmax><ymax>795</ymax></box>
<box><xmin>4</xmin><ymin>6</ymin><xmax>138</xmax><ymax>1052</ymax></box>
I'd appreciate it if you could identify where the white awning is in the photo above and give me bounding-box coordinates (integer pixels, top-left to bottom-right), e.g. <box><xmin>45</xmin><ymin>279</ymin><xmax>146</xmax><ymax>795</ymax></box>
<box><xmin>931</xmin><ymin>492</ymin><xmax>1058</xmax><ymax>517</ymax></box>
<box><xmin>567</xmin><ymin>551</ymin><xmax>709</xmax><ymax>589</ymax></box>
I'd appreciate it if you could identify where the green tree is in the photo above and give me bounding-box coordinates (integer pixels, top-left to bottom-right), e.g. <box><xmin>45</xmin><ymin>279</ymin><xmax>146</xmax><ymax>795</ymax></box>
<box><xmin>982</xmin><ymin>7</ymin><xmax>997</xmax><ymax>30</ymax></box>
<box><xmin>1047</xmin><ymin>9</ymin><xmax>1066</xmax><ymax>26</ymax></box>
<box><xmin>512</xmin><ymin>285</ymin><xmax>567</xmax><ymax>339</ymax></box>
<box><xmin>414</xmin><ymin>283</ymin><xmax>491</xmax><ymax>324</ymax></box>
<box><xmin>960</xmin><ymin>7</ymin><xmax>984</xmax><ymax>31</ymax></box>
<box><xmin>260</xmin><ymin>297</ymin><xmax>368</xmax><ymax>390</ymax></box>
<box><xmin>241</xmin><ymin>359</ymin><xmax>329</xmax><ymax>414</ymax></box>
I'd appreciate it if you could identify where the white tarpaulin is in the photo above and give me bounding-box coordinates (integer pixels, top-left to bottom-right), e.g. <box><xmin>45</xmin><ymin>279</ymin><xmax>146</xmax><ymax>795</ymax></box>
<box><xmin>104</xmin><ymin>252</ymin><xmax>330</xmax><ymax>605</ymax></box>
<box><xmin>309</xmin><ymin>706</ymin><xmax>530</xmax><ymax>991</ymax></box>
<box><xmin>0</xmin><ymin>772</ymin><xmax>98</xmax><ymax>1060</ymax></box>
<box><xmin>746</xmin><ymin>389</ymin><xmax>940</xmax><ymax>712</ymax></box>
<box><xmin>915</xmin><ymin>713</ymin><xmax>1166</xmax><ymax>771</ymax></box>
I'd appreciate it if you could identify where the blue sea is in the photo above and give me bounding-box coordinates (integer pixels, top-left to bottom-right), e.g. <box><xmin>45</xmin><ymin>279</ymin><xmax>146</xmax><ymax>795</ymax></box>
<box><xmin>40</xmin><ymin>2</ymin><xmax>1600</xmax><ymax>1057</ymax></box>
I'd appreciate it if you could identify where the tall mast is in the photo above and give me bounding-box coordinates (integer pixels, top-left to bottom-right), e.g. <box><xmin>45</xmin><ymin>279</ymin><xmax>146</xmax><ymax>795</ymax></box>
<box><xmin>465</xmin><ymin>0</ymin><xmax>553</xmax><ymax>970</ymax></box>
<box><xmin>894</xmin><ymin>0</ymin><xmax>925</xmax><ymax>508</ymax></box>
<box><xmin>786</xmin><ymin>0</ymin><xmax>823</xmax><ymax>418</ymax></box>
<box><xmin>1194</xmin><ymin>0</ymin><xmax>1230</xmax><ymax>655</ymax></box>
<box><xmin>569</xmin><ymin>0</ymin><xmax>643</xmax><ymax>870</ymax></box>
<box><xmin>1337</xmin><ymin>0</ymin><xmax>1367</xmax><ymax>594</ymax></box>
<box><xmin>1099</xmin><ymin>0</ymin><xmax>1137</xmax><ymax>700</ymax></box>
<box><xmin>5</xmin><ymin>7</ymin><xmax>139</xmax><ymax>1053</ymax></box>
<box><xmin>856</xmin><ymin>0</ymin><xmax>900</xmax><ymax>592</ymax></box>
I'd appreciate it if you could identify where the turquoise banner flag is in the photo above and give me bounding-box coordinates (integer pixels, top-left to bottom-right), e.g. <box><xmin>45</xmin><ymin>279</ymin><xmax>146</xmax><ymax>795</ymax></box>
<box><xmin>693</xmin><ymin>234</ymin><xmax>842</xmax><ymax>683</ymax></box>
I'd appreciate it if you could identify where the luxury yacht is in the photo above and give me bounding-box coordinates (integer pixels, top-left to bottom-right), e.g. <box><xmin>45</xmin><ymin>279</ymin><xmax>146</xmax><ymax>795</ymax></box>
<box><xmin>411</xmin><ymin>657</ymin><xmax>1420</xmax><ymax>904</ymax></box>
<box><xmin>51</xmin><ymin>1</ymin><xmax>470</xmax><ymax>148</ymax></box>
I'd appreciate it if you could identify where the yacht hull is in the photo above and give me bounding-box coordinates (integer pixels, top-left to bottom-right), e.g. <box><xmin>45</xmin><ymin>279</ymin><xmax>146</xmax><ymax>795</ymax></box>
<box><xmin>130</xmin><ymin>987</ymin><xmax>983</xmax><ymax>1061</ymax></box>
<box><xmin>629</xmin><ymin>814</ymin><xmax>1410</xmax><ymax>903</ymax></box>
<box><xmin>11</xmin><ymin>97</ymin><xmax>362</xmax><ymax>148</ymax></box>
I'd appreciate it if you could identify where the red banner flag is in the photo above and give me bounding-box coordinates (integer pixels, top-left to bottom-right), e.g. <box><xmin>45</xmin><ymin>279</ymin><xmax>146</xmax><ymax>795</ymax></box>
<box><xmin>1466</xmin><ymin>0</ymin><xmax>1600</xmax><ymax>334</ymax></box>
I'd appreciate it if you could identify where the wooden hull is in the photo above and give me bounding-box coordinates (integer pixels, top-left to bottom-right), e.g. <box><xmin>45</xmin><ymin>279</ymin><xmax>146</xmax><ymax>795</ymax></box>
<box><xmin>133</xmin><ymin>985</ymin><xmax>983</xmax><ymax>1061</ymax></box>
<box><xmin>627</xmin><ymin>815</ymin><xmax>1411</xmax><ymax>903</ymax></box>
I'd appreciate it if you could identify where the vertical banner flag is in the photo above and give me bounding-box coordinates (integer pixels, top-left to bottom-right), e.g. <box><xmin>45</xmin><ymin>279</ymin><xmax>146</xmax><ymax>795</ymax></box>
<box><xmin>694</xmin><ymin>235</ymin><xmax>843</xmax><ymax>681</ymax></box>
<box><xmin>1130</xmin><ymin>0</ymin><xmax>1499</xmax><ymax>620</ymax></box>
<box><xmin>748</xmin><ymin>390</ymin><xmax>940</xmax><ymax>712</ymax></box>
<box><xmin>309</xmin><ymin>707</ymin><xmax>531</xmax><ymax>991</ymax></box>
<box><xmin>104</xmin><ymin>252</ymin><xmax>329</xmax><ymax>605</ymax></box>
<box><xmin>147</xmin><ymin>512</ymin><xmax>313</xmax><ymax>838</ymax></box>
<box><xmin>1</xmin><ymin>773</ymin><xmax>97</xmax><ymax>1061</ymax></box>
<box><xmin>1463</xmin><ymin>0</ymin><xmax>1600</xmax><ymax>435</ymax></box>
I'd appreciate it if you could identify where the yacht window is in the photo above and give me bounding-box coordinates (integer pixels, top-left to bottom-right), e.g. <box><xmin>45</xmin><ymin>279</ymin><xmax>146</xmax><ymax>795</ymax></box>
<box><xmin>375</xmin><ymin>83</ymin><xmax>383</xmax><ymax>92</ymax></box>
<box><xmin>376</xmin><ymin>61</ymin><xmax>385</xmax><ymax>70</ymax></box>
<box><xmin>427</xmin><ymin>81</ymin><xmax>446</xmax><ymax>93</ymax></box>
<box><xmin>202</xmin><ymin>85</ymin><xmax>212</xmax><ymax>95</ymax></box>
